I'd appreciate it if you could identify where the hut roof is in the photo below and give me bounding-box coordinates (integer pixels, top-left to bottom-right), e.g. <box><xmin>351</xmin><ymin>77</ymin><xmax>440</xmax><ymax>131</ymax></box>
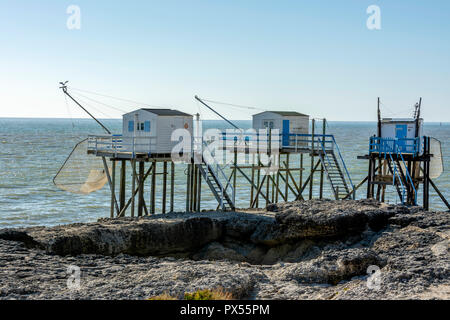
<box><xmin>141</xmin><ymin>108</ymin><xmax>192</xmax><ymax>116</ymax></box>
<box><xmin>254</xmin><ymin>111</ymin><xmax>309</xmax><ymax>117</ymax></box>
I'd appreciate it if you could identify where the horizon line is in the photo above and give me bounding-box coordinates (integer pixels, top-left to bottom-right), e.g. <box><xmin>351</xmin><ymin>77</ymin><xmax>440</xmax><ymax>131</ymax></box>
<box><xmin>1</xmin><ymin>116</ymin><xmax>450</xmax><ymax>124</ymax></box>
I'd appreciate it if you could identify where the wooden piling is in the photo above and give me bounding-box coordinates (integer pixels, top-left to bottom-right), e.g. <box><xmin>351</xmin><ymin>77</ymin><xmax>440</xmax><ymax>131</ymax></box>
<box><xmin>119</xmin><ymin>160</ymin><xmax>126</xmax><ymax>212</ymax></box>
<box><xmin>131</xmin><ymin>159</ymin><xmax>136</xmax><ymax>217</ymax></box>
<box><xmin>192</xmin><ymin>164</ymin><xmax>198</xmax><ymax>212</ymax></box>
<box><xmin>285</xmin><ymin>153</ymin><xmax>290</xmax><ymax>201</ymax></box>
<box><xmin>299</xmin><ymin>154</ymin><xmax>303</xmax><ymax>199</ymax></box>
<box><xmin>151</xmin><ymin>160</ymin><xmax>156</xmax><ymax>214</ymax></box>
<box><xmin>137</xmin><ymin>161</ymin><xmax>144</xmax><ymax>217</ymax></box>
<box><xmin>275</xmin><ymin>153</ymin><xmax>280</xmax><ymax>203</ymax></box>
<box><xmin>186</xmin><ymin>163</ymin><xmax>191</xmax><ymax>212</ymax></box>
<box><xmin>255</xmin><ymin>154</ymin><xmax>261</xmax><ymax>208</ymax></box>
<box><xmin>319</xmin><ymin>119</ymin><xmax>326</xmax><ymax>199</ymax></box>
<box><xmin>162</xmin><ymin>161</ymin><xmax>167</xmax><ymax>214</ymax></box>
<box><xmin>170</xmin><ymin>161</ymin><xmax>175</xmax><ymax>213</ymax></box>
<box><xmin>197</xmin><ymin>165</ymin><xmax>202</xmax><ymax>212</ymax></box>
<box><xmin>309</xmin><ymin>119</ymin><xmax>315</xmax><ymax>200</ymax></box>
<box><xmin>111</xmin><ymin>160</ymin><xmax>116</xmax><ymax>218</ymax></box>
<box><xmin>250</xmin><ymin>154</ymin><xmax>255</xmax><ymax>208</ymax></box>
<box><xmin>233</xmin><ymin>149</ymin><xmax>238</xmax><ymax>205</ymax></box>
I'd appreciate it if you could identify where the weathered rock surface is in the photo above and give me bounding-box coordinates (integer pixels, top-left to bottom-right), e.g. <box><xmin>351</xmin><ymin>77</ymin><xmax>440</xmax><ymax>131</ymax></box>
<box><xmin>0</xmin><ymin>199</ymin><xmax>448</xmax><ymax>300</ymax></box>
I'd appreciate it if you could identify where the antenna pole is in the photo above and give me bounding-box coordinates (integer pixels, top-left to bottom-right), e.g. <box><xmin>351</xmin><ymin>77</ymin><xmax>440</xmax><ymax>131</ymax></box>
<box><xmin>60</xmin><ymin>82</ymin><xmax>111</xmax><ymax>134</ymax></box>
<box><xmin>195</xmin><ymin>95</ymin><xmax>240</xmax><ymax>130</ymax></box>
<box><xmin>377</xmin><ymin>97</ymin><xmax>381</xmax><ymax>138</ymax></box>
<box><xmin>415</xmin><ymin>97</ymin><xmax>422</xmax><ymax>138</ymax></box>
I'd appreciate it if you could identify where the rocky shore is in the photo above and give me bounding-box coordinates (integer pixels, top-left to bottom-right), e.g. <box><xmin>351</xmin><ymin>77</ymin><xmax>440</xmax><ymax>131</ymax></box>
<box><xmin>0</xmin><ymin>199</ymin><xmax>448</xmax><ymax>300</ymax></box>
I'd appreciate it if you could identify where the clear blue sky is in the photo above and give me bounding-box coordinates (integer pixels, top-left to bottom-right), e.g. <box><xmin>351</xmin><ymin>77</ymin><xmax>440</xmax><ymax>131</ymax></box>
<box><xmin>0</xmin><ymin>0</ymin><xmax>449</xmax><ymax>121</ymax></box>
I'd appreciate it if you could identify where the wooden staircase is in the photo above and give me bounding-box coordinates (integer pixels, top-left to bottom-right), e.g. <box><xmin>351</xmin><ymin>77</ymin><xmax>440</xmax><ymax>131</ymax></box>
<box><xmin>319</xmin><ymin>150</ymin><xmax>350</xmax><ymax>199</ymax></box>
<box><xmin>197</xmin><ymin>163</ymin><xmax>235</xmax><ymax>211</ymax></box>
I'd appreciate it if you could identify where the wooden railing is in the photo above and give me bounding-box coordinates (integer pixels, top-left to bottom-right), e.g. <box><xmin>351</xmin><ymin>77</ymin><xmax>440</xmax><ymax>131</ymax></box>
<box><xmin>87</xmin><ymin>134</ymin><xmax>157</xmax><ymax>156</ymax></box>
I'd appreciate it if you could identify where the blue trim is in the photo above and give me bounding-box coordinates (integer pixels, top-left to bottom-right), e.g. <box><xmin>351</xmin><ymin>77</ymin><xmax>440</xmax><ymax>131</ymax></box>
<box><xmin>128</xmin><ymin>120</ymin><xmax>134</xmax><ymax>132</ymax></box>
<box><xmin>282</xmin><ymin>120</ymin><xmax>290</xmax><ymax>147</ymax></box>
<box><xmin>369</xmin><ymin>137</ymin><xmax>421</xmax><ymax>156</ymax></box>
<box><xmin>144</xmin><ymin>121</ymin><xmax>151</xmax><ymax>132</ymax></box>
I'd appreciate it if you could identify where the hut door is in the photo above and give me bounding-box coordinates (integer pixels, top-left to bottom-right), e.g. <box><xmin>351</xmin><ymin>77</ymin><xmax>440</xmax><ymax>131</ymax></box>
<box><xmin>395</xmin><ymin>124</ymin><xmax>407</xmax><ymax>151</ymax></box>
<box><xmin>282</xmin><ymin>120</ymin><xmax>290</xmax><ymax>147</ymax></box>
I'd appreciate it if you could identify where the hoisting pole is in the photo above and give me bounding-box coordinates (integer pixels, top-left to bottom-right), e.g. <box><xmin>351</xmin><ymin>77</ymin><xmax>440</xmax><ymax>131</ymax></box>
<box><xmin>195</xmin><ymin>95</ymin><xmax>240</xmax><ymax>130</ymax></box>
<box><xmin>60</xmin><ymin>81</ymin><xmax>111</xmax><ymax>134</ymax></box>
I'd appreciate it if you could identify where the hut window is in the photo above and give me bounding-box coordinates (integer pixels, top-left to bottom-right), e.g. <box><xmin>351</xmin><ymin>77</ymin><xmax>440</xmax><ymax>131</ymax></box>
<box><xmin>263</xmin><ymin>121</ymin><xmax>274</xmax><ymax>129</ymax></box>
<box><xmin>141</xmin><ymin>123</ymin><xmax>145</xmax><ymax>131</ymax></box>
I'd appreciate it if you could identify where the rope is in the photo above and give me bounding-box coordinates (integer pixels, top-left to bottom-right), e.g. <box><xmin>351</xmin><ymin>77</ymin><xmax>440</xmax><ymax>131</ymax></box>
<box><xmin>201</xmin><ymin>98</ymin><xmax>267</xmax><ymax>112</ymax></box>
<box><xmin>380</xmin><ymin>102</ymin><xmax>414</xmax><ymax>118</ymax></box>
<box><xmin>68</xmin><ymin>86</ymin><xmax>166</xmax><ymax>109</ymax></box>
<box><xmin>70</xmin><ymin>93</ymin><xmax>117</xmax><ymax>120</ymax></box>
<box><xmin>70</xmin><ymin>91</ymin><xmax>129</xmax><ymax>114</ymax></box>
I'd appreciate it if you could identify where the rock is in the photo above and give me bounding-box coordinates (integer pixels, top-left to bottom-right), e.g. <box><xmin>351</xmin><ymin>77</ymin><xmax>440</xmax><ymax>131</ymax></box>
<box><xmin>25</xmin><ymin>215</ymin><xmax>225</xmax><ymax>256</ymax></box>
<box><xmin>272</xmin><ymin>248</ymin><xmax>384</xmax><ymax>285</ymax></box>
<box><xmin>0</xmin><ymin>199</ymin><xmax>448</xmax><ymax>300</ymax></box>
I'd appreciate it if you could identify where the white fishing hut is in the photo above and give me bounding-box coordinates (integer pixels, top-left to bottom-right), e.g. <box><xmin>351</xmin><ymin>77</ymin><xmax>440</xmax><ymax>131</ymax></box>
<box><xmin>121</xmin><ymin>108</ymin><xmax>193</xmax><ymax>154</ymax></box>
<box><xmin>380</xmin><ymin>118</ymin><xmax>424</xmax><ymax>140</ymax></box>
<box><xmin>252</xmin><ymin>111</ymin><xmax>309</xmax><ymax>147</ymax></box>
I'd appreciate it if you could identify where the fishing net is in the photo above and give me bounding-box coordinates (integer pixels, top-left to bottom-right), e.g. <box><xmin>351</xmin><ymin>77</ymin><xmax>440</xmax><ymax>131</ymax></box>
<box><xmin>429</xmin><ymin>137</ymin><xmax>444</xmax><ymax>179</ymax></box>
<box><xmin>53</xmin><ymin>139</ymin><xmax>109</xmax><ymax>194</ymax></box>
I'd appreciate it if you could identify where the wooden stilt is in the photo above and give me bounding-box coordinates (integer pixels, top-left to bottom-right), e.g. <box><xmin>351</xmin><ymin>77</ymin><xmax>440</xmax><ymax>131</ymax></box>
<box><xmin>117</xmin><ymin>163</ymin><xmax>153</xmax><ymax>218</ymax></box>
<box><xmin>119</xmin><ymin>160</ymin><xmax>126</xmax><ymax>212</ymax></box>
<box><xmin>256</xmin><ymin>154</ymin><xmax>261</xmax><ymax>208</ymax></box>
<box><xmin>285</xmin><ymin>153</ymin><xmax>290</xmax><ymax>201</ymax></box>
<box><xmin>111</xmin><ymin>160</ymin><xmax>116</xmax><ymax>218</ymax></box>
<box><xmin>250</xmin><ymin>155</ymin><xmax>255</xmax><ymax>208</ymax></box>
<box><xmin>151</xmin><ymin>160</ymin><xmax>156</xmax><ymax>214</ymax></box>
<box><xmin>170</xmin><ymin>161</ymin><xmax>175</xmax><ymax>213</ymax></box>
<box><xmin>162</xmin><ymin>161</ymin><xmax>167</xmax><ymax>214</ymax></box>
<box><xmin>101</xmin><ymin>157</ymin><xmax>119</xmax><ymax>216</ymax></box>
<box><xmin>186</xmin><ymin>163</ymin><xmax>191</xmax><ymax>212</ymax></box>
<box><xmin>265</xmin><ymin>166</ymin><xmax>270</xmax><ymax>207</ymax></box>
<box><xmin>367</xmin><ymin>155</ymin><xmax>373</xmax><ymax>199</ymax></box>
<box><xmin>197</xmin><ymin>165</ymin><xmax>202</xmax><ymax>212</ymax></box>
<box><xmin>275</xmin><ymin>154</ymin><xmax>280</xmax><ymax>203</ymax></box>
<box><xmin>278</xmin><ymin>173</ymin><xmax>298</xmax><ymax>199</ymax></box>
<box><xmin>235</xmin><ymin>166</ymin><xmax>270</xmax><ymax>204</ymax></box>
<box><xmin>295</xmin><ymin>160</ymin><xmax>321</xmax><ymax>200</ymax></box>
<box><xmin>131</xmin><ymin>159</ymin><xmax>136</xmax><ymax>217</ymax></box>
<box><xmin>138</xmin><ymin>161</ymin><xmax>144</xmax><ymax>217</ymax></box>
<box><xmin>251</xmin><ymin>174</ymin><xmax>268</xmax><ymax>208</ymax></box>
<box><xmin>309</xmin><ymin>119</ymin><xmax>315</xmax><ymax>200</ymax></box>
<box><xmin>319</xmin><ymin>119</ymin><xmax>326</xmax><ymax>199</ymax></box>
<box><xmin>299</xmin><ymin>154</ymin><xmax>303</xmax><ymax>200</ymax></box>
<box><xmin>233</xmin><ymin>150</ymin><xmax>237</xmax><ymax>205</ymax></box>
<box><xmin>381</xmin><ymin>160</ymin><xmax>387</xmax><ymax>202</ymax></box>
<box><xmin>192</xmin><ymin>164</ymin><xmax>198</xmax><ymax>212</ymax></box>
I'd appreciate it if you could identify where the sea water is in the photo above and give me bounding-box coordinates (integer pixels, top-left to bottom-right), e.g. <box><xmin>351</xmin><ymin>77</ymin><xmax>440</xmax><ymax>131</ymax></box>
<box><xmin>0</xmin><ymin>118</ymin><xmax>448</xmax><ymax>228</ymax></box>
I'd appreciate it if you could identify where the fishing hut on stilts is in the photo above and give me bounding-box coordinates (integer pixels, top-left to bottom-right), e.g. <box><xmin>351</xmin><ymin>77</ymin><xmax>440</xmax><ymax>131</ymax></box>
<box><xmin>357</xmin><ymin>98</ymin><xmax>448</xmax><ymax>211</ymax></box>
<box><xmin>54</xmin><ymin>82</ymin><xmax>358</xmax><ymax>218</ymax></box>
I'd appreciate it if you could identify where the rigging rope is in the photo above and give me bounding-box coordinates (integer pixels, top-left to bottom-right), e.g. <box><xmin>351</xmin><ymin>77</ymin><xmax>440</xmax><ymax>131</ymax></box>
<box><xmin>70</xmin><ymin>93</ymin><xmax>117</xmax><ymax>121</ymax></box>
<box><xmin>68</xmin><ymin>86</ymin><xmax>166</xmax><ymax>109</ymax></box>
<box><xmin>201</xmin><ymin>98</ymin><xmax>267</xmax><ymax>112</ymax></box>
<box><xmin>70</xmin><ymin>91</ymin><xmax>129</xmax><ymax>114</ymax></box>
